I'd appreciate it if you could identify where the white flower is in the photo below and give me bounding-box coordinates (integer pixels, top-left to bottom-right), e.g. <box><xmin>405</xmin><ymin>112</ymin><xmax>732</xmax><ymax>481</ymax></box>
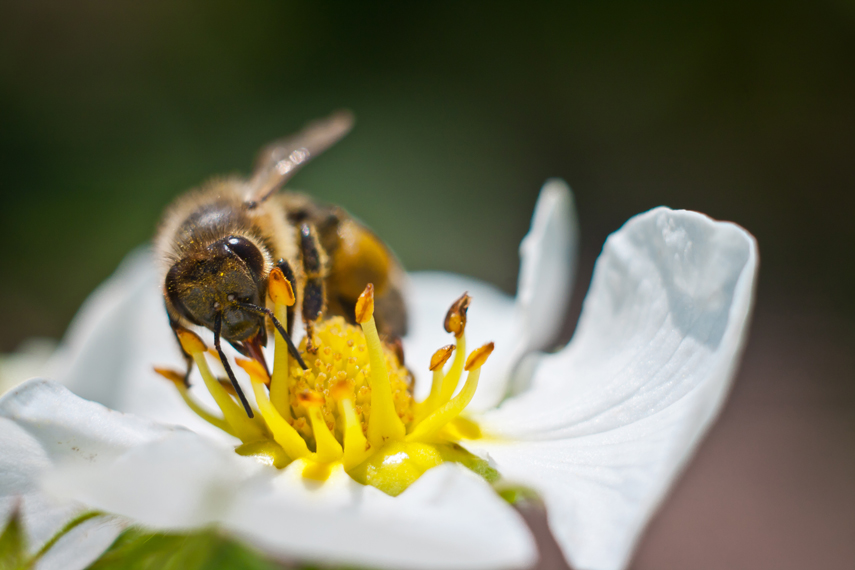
<box><xmin>0</xmin><ymin>180</ymin><xmax>757</xmax><ymax>570</ymax></box>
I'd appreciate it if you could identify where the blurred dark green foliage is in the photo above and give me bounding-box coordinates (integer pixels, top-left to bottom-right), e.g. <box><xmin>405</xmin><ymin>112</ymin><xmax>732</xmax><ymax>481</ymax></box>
<box><xmin>0</xmin><ymin>1</ymin><xmax>853</xmax><ymax>350</ymax></box>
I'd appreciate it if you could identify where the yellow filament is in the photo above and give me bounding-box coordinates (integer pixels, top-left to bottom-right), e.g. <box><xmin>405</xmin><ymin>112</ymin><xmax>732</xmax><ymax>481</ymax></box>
<box><xmin>407</xmin><ymin>368</ymin><xmax>481</xmax><ymax>442</ymax></box>
<box><xmin>337</xmin><ymin>396</ymin><xmax>372</xmax><ymax>470</ymax></box>
<box><xmin>307</xmin><ymin>406</ymin><xmax>343</xmax><ymax>463</ymax></box>
<box><xmin>192</xmin><ymin>353</ymin><xmax>265</xmax><ymax>443</ymax></box>
<box><xmin>361</xmin><ymin>316</ymin><xmax>406</xmax><ymax>446</ymax></box>
<box><xmin>174</xmin><ymin>384</ymin><xmax>231</xmax><ymax>433</ymax></box>
<box><xmin>244</xmin><ymin>370</ymin><xmax>311</xmax><ymax>460</ymax></box>
<box><xmin>438</xmin><ymin>333</ymin><xmax>466</xmax><ymax>404</ymax></box>
<box><xmin>413</xmin><ymin>368</ymin><xmax>445</xmax><ymax>425</ymax></box>
<box><xmin>269</xmin><ymin>303</ymin><xmax>291</xmax><ymax>419</ymax></box>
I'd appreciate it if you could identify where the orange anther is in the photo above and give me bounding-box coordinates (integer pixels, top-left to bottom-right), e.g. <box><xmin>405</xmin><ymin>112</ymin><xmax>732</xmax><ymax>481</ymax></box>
<box><xmin>329</xmin><ymin>378</ymin><xmax>354</xmax><ymax>401</ymax></box>
<box><xmin>177</xmin><ymin>327</ymin><xmax>206</xmax><ymax>354</ymax></box>
<box><xmin>153</xmin><ymin>367</ymin><xmax>184</xmax><ymax>386</ymax></box>
<box><xmin>444</xmin><ymin>293</ymin><xmax>471</xmax><ymax>338</ymax></box>
<box><xmin>235</xmin><ymin>358</ymin><xmax>270</xmax><ymax>384</ymax></box>
<box><xmin>218</xmin><ymin>379</ymin><xmax>238</xmax><ymax>396</ymax></box>
<box><xmin>268</xmin><ymin>267</ymin><xmax>296</xmax><ymax>306</ymax></box>
<box><xmin>355</xmin><ymin>283</ymin><xmax>375</xmax><ymax>323</ymax></box>
<box><xmin>429</xmin><ymin>345</ymin><xmax>456</xmax><ymax>371</ymax></box>
<box><xmin>296</xmin><ymin>390</ymin><xmax>326</xmax><ymax>407</ymax></box>
<box><xmin>464</xmin><ymin>342</ymin><xmax>494</xmax><ymax>371</ymax></box>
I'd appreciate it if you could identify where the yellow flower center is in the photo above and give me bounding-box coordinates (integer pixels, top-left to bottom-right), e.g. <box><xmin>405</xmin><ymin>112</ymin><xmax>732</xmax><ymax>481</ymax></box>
<box><xmin>157</xmin><ymin>279</ymin><xmax>495</xmax><ymax>496</ymax></box>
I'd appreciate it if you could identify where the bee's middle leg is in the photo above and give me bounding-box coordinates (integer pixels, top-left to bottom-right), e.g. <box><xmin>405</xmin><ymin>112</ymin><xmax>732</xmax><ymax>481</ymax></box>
<box><xmin>299</xmin><ymin>222</ymin><xmax>327</xmax><ymax>353</ymax></box>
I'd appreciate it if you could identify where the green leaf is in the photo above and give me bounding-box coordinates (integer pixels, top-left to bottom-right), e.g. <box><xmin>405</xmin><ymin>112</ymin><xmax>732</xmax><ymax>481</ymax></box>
<box><xmin>87</xmin><ymin>528</ymin><xmax>281</xmax><ymax>570</ymax></box>
<box><xmin>0</xmin><ymin>507</ymin><xmax>28</xmax><ymax>570</ymax></box>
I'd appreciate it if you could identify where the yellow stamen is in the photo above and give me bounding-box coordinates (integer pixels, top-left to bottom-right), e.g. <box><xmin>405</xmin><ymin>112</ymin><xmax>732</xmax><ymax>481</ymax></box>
<box><xmin>236</xmin><ymin>358</ymin><xmax>310</xmax><ymax>460</ymax></box>
<box><xmin>218</xmin><ymin>378</ymin><xmax>242</xmax><ymax>394</ymax></box>
<box><xmin>177</xmin><ymin>328</ymin><xmax>265</xmax><ymax>443</ymax></box>
<box><xmin>356</xmin><ymin>284</ymin><xmax>406</xmax><ymax>446</ymax></box>
<box><xmin>464</xmin><ymin>341</ymin><xmax>495</xmax><ymax>371</ymax></box>
<box><xmin>267</xmin><ymin>267</ymin><xmax>296</xmax><ymax>306</ymax></box>
<box><xmin>430</xmin><ymin>331</ymin><xmax>465</xmax><ymax>414</ymax></box>
<box><xmin>154</xmin><ymin>367</ymin><xmax>231</xmax><ymax>433</ymax></box>
<box><xmin>331</xmin><ymin>379</ymin><xmax>372</xmax><ymax>470</ymax></box>
<box><xmin>269</xmin><ymin>268</ymin><xmax>294</xmax><ymax>419</ymax></box>
<box><xmin>177</xmin><ymin>328</ymin><xmax>206</xmax><ymax>355</ymax></box>
<box><xmin>298</xmin><ymin>391</ymin><xmax>343</xmax><ymax>463</ymax></box>
<box><xmin>406</xmin><ymin>343</ymin><xmax>493</xmax><ymax>442</ymax></box>
<box><xmin>413</xmin><ymin>345</ymin><xmax>454</xmax><ymax>424</ymax></box>
<box><xmin>443</xmin><ymin>292</ymin><xmax>471</xmax><ymax>338</ymax></box>
<box><xmin>160</xmin><ymin>288</ymin><xmax>498</xmax><ymax>495</ymax></box>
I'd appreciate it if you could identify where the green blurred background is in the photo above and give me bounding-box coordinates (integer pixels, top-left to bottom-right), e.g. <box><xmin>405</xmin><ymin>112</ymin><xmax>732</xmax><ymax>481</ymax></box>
<box><xmin>1</xmin><ymin>2</ymin><xmax>853</xmax><ymax>569</ymax></box>
<box><xmin>2</xmin><ymin>0</ymin><xmax>853</xmax><ymax>348</ymax></box>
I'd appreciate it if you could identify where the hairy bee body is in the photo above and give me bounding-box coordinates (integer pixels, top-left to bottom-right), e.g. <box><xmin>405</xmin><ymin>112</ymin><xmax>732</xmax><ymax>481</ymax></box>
<box><xmin>156</xmin><ymin>113</ymin><xmax>407</xmax><ymax>378</ymax></box>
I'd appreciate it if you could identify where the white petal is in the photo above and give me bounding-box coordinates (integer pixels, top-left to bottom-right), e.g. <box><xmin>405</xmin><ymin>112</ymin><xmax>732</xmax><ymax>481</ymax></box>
<box><xmin>502</xmin><ymin>179</ymin><xmax>578</xmax><ymax>402</ymax></box>
<box><xmin>405</xmin><ymin>180</ymin><xmax>578</xmax><ymax>410</ymax></box>
<box><xmin>475</xmin><ymin>208</ymin><xmax>758</xmax><ymax>570</ymax></box>
<box><xmin>226</xmin><ymin>462</ymin><xmax>537</xmax><ymax>570</ymax></box>
<box><xmin>45</xmin><ymin>432</ymin><xmax>262</xmax><ymax>531</ymax></box>
<box><xmin>0</xmin><ymin>379</ymin><xmax>175</xmax><ymax>568</ymax></box>
<box><xmin>47</xmin><ymin>248</ymin><xmax>157</xmax><ymax>407</ymax></box>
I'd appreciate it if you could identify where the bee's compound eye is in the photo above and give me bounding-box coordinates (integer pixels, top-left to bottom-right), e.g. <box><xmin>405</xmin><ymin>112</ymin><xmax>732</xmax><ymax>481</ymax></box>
<box><xmin>225</xmin><ymin>236</ymin><xmax>265</xmax><ymax>276</ymax></box>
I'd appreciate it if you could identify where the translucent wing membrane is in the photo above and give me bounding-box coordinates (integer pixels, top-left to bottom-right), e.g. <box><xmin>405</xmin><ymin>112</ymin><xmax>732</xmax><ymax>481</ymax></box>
<box><xmin>247</xmin><ymin>110</ymin><xmax>354</xmax><ymax>206</ymax></box>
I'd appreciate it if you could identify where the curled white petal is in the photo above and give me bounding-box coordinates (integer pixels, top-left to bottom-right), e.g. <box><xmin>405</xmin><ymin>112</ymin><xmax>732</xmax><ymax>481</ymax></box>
<box><xmin>502</xmin><ymin>178</ymin><xmax>577</xmax><ymax>402</ymax></box>
<box><xmin>475</xmin><ymin>208</ymin><xmax>758</xmax><ymax>570</ymax></box>
<box><xmin>226</xmin><ymin>462</ymin><xmax>537</xmax><ymax>570</ymax></box>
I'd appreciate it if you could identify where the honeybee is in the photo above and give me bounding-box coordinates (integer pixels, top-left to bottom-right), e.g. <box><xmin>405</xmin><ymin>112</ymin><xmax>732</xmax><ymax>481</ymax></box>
<box><xmin>156</xmin><ymin>112</ymin><xmax>407</xmax><ymax>415</ymax></box>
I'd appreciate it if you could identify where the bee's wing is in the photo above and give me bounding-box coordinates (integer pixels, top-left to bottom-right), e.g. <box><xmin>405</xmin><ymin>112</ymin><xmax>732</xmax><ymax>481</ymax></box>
<box><xmin>246</xmin><ymin>110</ymin><xmax>354</xmax><ymax>206</ymax></box>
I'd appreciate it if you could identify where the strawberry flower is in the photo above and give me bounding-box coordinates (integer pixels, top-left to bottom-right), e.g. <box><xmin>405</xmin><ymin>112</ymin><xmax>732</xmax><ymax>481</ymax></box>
<box><xmin>0</xmin><ymin>180</ymin><xmax>757</xmax><ymax>570</ymax></box>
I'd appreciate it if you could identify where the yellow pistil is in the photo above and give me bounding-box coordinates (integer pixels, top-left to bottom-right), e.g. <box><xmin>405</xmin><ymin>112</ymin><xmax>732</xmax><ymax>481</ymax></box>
<box><xmin>160</xmin><ymin>274</ymin><xmax>499</xmax><ymax>496</ymax></box>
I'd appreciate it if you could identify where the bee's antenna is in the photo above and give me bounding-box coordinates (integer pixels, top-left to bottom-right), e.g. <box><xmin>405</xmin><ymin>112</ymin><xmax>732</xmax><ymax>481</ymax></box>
<box><xmin>236</xmin><ymin>302</ymin><xmax>308</xmax><ymax>370</ymax></box>
<box><xmin>214</xmin><ymin>313</ymin><xmax>255</xmax><ymax>418</ymax></box>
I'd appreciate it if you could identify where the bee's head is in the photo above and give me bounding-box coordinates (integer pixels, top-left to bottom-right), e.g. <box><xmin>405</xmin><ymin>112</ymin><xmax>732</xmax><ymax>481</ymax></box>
<box><xmin>165</xmin><ymin>235</ymin><xmax>268</xmax><ymax>343</ymax></box>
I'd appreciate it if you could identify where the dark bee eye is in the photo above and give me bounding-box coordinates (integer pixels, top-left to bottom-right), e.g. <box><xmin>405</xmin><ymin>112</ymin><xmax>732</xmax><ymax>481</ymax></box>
<box><xmin>225</xmin><ymin>236</ymin><xmax>265</xmax><ymax>276</ymax></box>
